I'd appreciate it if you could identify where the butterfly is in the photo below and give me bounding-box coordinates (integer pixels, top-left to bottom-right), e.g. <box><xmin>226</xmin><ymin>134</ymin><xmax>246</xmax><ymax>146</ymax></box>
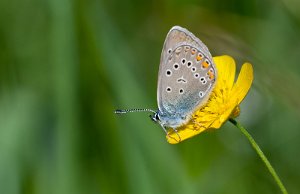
<box><xmin>115</xmin><ymin>26</ymin><xmax>217</xmax><ymax>140</ymax></box>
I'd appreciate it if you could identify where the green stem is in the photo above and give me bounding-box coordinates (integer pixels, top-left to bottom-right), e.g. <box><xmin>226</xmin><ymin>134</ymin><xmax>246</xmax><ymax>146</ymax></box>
<box><xmin>229</xmin><ymin>118</ymin><xmax>288</xmax><ymax>194</ymax></box>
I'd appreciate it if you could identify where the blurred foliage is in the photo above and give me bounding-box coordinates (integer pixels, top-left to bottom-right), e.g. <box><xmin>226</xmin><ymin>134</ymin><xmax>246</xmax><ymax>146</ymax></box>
<box><xmin>0</xmin><ymin>0</ymin><xmax>300</xmax><ymax>193</ymax></box>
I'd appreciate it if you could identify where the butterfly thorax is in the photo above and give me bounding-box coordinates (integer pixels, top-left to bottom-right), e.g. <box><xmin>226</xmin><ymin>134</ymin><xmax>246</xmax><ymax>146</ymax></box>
<box><xmin>151</xmin><ymin>110</ymin><xmax>190</xmax><ymax>129</ymax></box>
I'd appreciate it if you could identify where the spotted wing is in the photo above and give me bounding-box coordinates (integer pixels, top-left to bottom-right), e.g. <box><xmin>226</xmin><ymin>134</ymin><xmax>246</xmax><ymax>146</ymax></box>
<box><xmin>159</xmin><ymin>26</ymin><xmax>212</xmax><ymax>71</ymax></box>
<box><xmin>157</xmin><ymin>27</ymin><xmax>217</xmax><ymax>117</ymax></box>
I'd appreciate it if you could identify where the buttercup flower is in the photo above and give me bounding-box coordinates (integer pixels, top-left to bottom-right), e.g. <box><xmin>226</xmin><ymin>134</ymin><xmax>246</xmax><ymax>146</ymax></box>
<box><xmin>167</xmin><ymin>55</ymin><xmax>253</xmax><ymax>144</ymax></box>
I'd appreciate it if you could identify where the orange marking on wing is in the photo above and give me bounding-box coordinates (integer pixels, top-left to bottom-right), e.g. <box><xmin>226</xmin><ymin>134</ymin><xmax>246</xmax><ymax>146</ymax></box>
<box><xmin>196</xmin><ymin>55</ymin><xmax>202</xmax><ymax>61</ymax></box>
<box><xmin>202</xmin><ymin>61</ymin><xmax>209</xmax><ymax>68</ymax></box>
<box><xmin>207</xmin><ymin>71</ymin><xmax>215</xmax><ymax>80</ymax></box>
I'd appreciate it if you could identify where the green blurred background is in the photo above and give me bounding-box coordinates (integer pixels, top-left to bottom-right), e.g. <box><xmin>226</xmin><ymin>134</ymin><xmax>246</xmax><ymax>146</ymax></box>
<box><xmin>1</xmin><ymin>0</ymin><xmax>300</xmax><ymax>193</ymax></box>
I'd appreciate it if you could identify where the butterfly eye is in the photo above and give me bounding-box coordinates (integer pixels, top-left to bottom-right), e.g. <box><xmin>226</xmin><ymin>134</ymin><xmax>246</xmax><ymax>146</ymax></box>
<box><xmin>168</xmin><ymin>49</ymin><xmax>172</xmax><ymax>53</ymax></box>
<box><xmin>150</xmin><ymin>113</ymin><xmax>160</xmax><ymax>122</ymax></box>
<box><xmin>155</xmin><ymin>113</ymin><xmax>160</xmax><ymax>120</ymax></box>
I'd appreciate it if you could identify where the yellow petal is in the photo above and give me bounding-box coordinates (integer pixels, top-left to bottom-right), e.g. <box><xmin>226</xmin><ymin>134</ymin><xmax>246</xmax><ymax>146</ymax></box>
<box><xmin>213</xmin><ymin>55</ymin><xmax>236</xmax><ymax>91</ymax></box>
<box><xmin>166</xmin><ymin>121</ymin><xmax>210</xmax><ymax>144</ymax></box>
<box><xmin>166</xmin><ymin>57</ymin><xmax>253</xmax><ymax>144</ymax></box>
<box><xmin>231</xmin><ymin>63</ymin><xmax>253</xmax><ymax>104</ymax></box>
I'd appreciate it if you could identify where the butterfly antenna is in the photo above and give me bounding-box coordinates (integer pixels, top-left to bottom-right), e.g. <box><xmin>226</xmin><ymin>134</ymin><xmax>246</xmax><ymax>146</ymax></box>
<box><xmin>114</xmin><ymin>108</ymin><xmax>156</xmax><ymax>114</ymax></box>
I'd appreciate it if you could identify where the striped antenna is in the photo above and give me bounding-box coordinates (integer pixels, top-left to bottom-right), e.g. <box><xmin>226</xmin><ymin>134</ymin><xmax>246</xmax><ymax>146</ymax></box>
<box><xmin>114</xmin><ymin>108</ymin><xmax>156</xmax><ymax>114</ymax></box>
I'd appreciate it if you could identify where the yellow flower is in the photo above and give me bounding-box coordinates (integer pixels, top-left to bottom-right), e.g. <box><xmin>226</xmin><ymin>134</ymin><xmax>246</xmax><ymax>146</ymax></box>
<box><xmin>167</xmin><ymin>55</ymin><xmax>254</xmax><ymax>144</ymax></box>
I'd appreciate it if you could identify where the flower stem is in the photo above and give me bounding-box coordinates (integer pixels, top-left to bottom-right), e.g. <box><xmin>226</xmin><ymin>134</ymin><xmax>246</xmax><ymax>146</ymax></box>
<box><xmin>229</xmin><ymin>118</ymin><xmax>288</xmax><ymax>194</ymax></box>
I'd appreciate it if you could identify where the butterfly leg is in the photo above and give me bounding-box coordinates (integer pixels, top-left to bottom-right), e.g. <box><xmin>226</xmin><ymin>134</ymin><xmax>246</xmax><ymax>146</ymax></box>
<box><xmin>159</xmin><ymin>123</ymin><xmax>181</xmax><ymax>143</ymax></box>
<box><xmin>192</xmin><ymin>119</ymin><xmax>203</xmax><ymax>130</ymax></box>
<box><xmin>172</xmin><ymin>128</ymin><xmax>182</xmax><ymax>142</ymax></box>
<box><xmin>158</xmin><ymin>123</ymin><xmax>168</xmax><ymax>134</ymax></box>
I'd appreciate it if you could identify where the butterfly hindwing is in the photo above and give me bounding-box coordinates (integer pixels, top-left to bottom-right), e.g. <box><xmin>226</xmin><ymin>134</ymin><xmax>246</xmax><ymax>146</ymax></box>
<box><xmin>157</xmin><ymin>26</ymin><xmax>217</xmax><ymax>121</ymax></box>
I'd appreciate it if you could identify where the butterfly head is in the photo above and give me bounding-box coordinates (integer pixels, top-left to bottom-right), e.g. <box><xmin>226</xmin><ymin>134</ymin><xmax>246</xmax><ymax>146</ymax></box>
<box><xmin>150</xmin><ymin>110</ymin><xmax>189</xmax><ymax>130</ymax></box>
<box><xmin>150</xmin><ymin>112</ymin><xmax>160</xmax><ymax>123</ymax></box>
